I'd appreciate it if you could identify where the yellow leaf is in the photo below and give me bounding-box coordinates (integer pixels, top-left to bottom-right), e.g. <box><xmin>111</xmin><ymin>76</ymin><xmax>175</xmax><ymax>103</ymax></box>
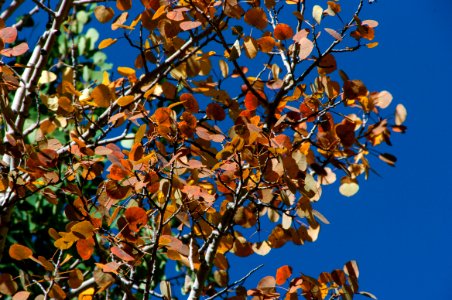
<box><xmin>99</xmin><ymin>38</ymin><xmax>117</xmax><ymax>49</ymax></box>
<box><xmin>117</xmin><ymin>95</ymin><xmax>135</xmax><ymax>106</ymax></box>
<box><xmin>117</xmin><ymin>66</ymin><xmax>135</xmax><ymax>76</ymax></box>
<box><xmin>78</xmin><ymin>287</ymin><xmax>95</xmax><ymax>300</ymax></box>
<box><xmin>38</xmin><ymin>70</ymin><xmax>57</xmax><ymax>85</ymax></box>
<box><xmin>366</xmin><ymin>41</ymin><xmax>379</xmax><ymax>48</ymax></box>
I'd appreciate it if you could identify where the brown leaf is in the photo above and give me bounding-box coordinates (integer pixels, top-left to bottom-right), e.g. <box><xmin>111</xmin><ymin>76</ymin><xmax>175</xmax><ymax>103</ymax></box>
<box><xmin>116</xmin><ymin>0</ymin><xmax>132</xmax><ymax>11</ymax></box>
<box><xmin>206</xmin><ymin>103</ymin><xmax>226</xmax><ymax>121</ymax></box>
<box><xmin>244</xmin><ymin>8</ymin><xmax>268</xmax><ymax>30</ymax></box>
<box><xmin>94</xmin><ymin>6</ymin><xmax>115</xmax><ymax>23</ymax></box>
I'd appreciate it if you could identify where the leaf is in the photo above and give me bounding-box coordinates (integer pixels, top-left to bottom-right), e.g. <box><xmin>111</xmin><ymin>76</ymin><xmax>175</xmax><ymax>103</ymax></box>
<box><xmin>339</xmin><ymin>177</ymin><xmax>359</xmax><ymax>197</ymax></box>
<box><xmin>117</xmin><ymin>66</ymin><xmax>135</xmax><ymax>77</ymax></box>
<box><xmin>38</xmin><ymin>70</ymin><xmax>57</xmax><ymax>85</ymax></box>
<box><xmin>68</xmin><ymin>269</ymin><xmax>84</xmax><ymax>289</ymax></box>
<box><xmin>94</xmin><ymin>6</ymin><xmax>115</xmax><ymax>23</ymax></box>
<box><xmin>218</xmin><ymin>60</ymin><xmax>229</xmax><ymax>78</ymax></box>
<box><xmin>366</xmin><ymin>41</ymin><xmax>379</xmax><ymax>48</ymax></box>
<box><xmin>317</xmin><ymin>54</ymin><xmax>337</xmax><ymax>75</ymax></box>
<box><xmin>98</xmin><ymin>38</ymin><xmax>117</xmax><ymax>49</ymax></box>
<box><xmin>78</xmin><ymin>288</ymin><xmax>95</xmax><ymax>300</ymax></box>
<box><xmin>71</xmin><ymin>221</ymin><xmax>94</xmax><ymax>239</ymax></box>
<box><xmin>312</xmin><ymin>5</ymin><xmax>323</xmax><ymax>24</ymax></box>
<box><xmin>0</xmin><ymin>274</ymin><xmax>17</xmax><ymax>295</ymax></box>
<box><xmin>91</xmin><ymin>84</ymin><xmax>113</xmax><ymax>107</ymax></box>
<box><xmin>252</xmin><ymin>241</ymin><xmax>271</xmax><ymax>256</ymax></box>
<box><xmin>245</xmin><ymin>91</ymin><xmax>263</xmax><ymax>111</ymax></box>
<box><xmin>180</xmin><ymin>93</ymin><xmax>199</xmax><ymax>113</ymax></box>
<box><xmin>257</xmin><ymin>36</ymin><xmax>275</xmax><ymax>53</ymax></box>
<box><xmin>180</xmin><ymin>21</ymin><xmax>202</xmax><ymax>31</ymax></box>
<box><xmin>111</xmin><ymin>246</ymin><xmax>135</xmax><ymax>261</ymax></box>
<box><xmin>343</xmin><ymin>260</ymin><xmax>359</xmax><ymax>278</ymax></box>
<box><xmin>124</xmin><ymin>207</ymin><xmax>148</xmax><ymax>232</ymax></box>
<box><xmin>274</xmin><ymin>23</ymin><xmax>294</xmax><ymax>40</ymax></box>
<box><xmin>298</xmin><ymin>38</ymin><xmax>314</xmax><ymax>60</ymax></box>
<box><xmin>276</xmin><ymin>265</ymin><xmax>292</xmax><ymax>285</ymax></box>
<box><xmin>244</xmin><ymin>36</ymin><xmax>258</xmax><ymax>59</ymax></box>
<box><xmin>395</xmin><ymin>104</ymin><xmax>407</xmax><ymax>125</ymax></box>
<box><xmin>116</xmin><ymin>0</ymin><xmax>132</xmax><ymax>11</ymax></box>
<box><xmin>372</xmin><ymin>90</ymin><xmax>392</xmax><ymax>108</ymax></box>
<box><xmin>0</xmin><ymin>42</ymin><xmax>28</xmax><ymax>57</ymax></box>
<box><xmin>0</xmin><ymin>27</ymin><xmax>17</xmax><ymax>43</ymax></box>
<box><xmin>244</xmin><ymin>8</ymin><xmax>268</xmax><ymax>30</ymax></box>
<box><xmin>117</xmin><ymin>95</ymin><xmax>135</xmax><ymax>106</ymax></box>
<box><xmin>379</xmin><ymin>153</ymin><xmax>397</xmax><ymax>166</ymax></box>
<box><xmin>12</xmin><ymin>291</ymin><xmax>30</xmax><ymax>300</ymax></box>
<box><xmin>324</xmin><ymin>28</ymin><xmax>342</xmax><ymax>41</ymax></box>
<box><xmin>206</xmin><ymin>103</ymin><xmax>226</xmax><ymax>121</ymax></box>
<box><xmin>9</xmin><ymin>244</ymin><xmax>33</xmax><ymax>260</ymax></box>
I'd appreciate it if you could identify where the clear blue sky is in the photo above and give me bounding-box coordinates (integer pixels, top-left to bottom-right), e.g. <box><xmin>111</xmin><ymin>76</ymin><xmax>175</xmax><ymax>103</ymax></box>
<box><xmin>228</xmin><ymin>1</ymin><xmax>452</xmax><ymax>299</ymax></box>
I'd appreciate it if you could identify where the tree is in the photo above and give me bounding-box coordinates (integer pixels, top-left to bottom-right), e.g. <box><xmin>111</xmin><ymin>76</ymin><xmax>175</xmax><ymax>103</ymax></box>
<box><xmin>0</xmin><ymin>0</ymin><xmax>406</xmax><ymax>299</ymax></box>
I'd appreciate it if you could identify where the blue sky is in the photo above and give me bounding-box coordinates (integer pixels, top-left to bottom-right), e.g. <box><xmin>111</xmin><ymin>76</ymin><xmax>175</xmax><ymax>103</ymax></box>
<box><xmin>228</xmin><ymin>1</ymin><xmax>452</xmax><ymax>299</ymax></box>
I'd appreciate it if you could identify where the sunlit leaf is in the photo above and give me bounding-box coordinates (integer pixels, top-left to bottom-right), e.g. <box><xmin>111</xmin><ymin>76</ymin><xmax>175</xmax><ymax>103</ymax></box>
<box><xmin>94</xmin><ymin>6</ymin><xmax>115</xmax><ymax>23</ymax></box>
<box><xmin>99</xmin><ymin>38</ymin><xmax>117</xmax><ymax>49</ymax></box>
<box><xmin>395</xmin><ymin>104</ymin><xmax>407</xmax><ymax>125</ymax></box>
<box><xmin>339</xmin><ymin>177</ymin><xmax>359</xmax><ymax>197</ymax></box>
<box><xmin>312</xmin><ymin>5</ymin><xmax>323</xmax><ymax>24</ymax></box>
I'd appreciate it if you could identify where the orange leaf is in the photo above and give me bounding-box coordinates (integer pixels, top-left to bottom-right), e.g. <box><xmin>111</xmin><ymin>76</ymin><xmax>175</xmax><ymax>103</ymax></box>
<box><xmin>9</xmin><ymin>244</ymin><xmax>33</xmax><ymax>260</ymax></box>
<box><xmin>276</xmin><ymin>265</ymin><xmax>292</xmax><ymax>285</ymax></box>
<box><xmin>76</xmin><ymin>238</ymin><xmax>95</xmax><ymax>260</ymax></box>
<box><xmin>274</xmin><ymin>23</ymin><xmax>293</xmax><ymax>40</ymax></box>
<box><xmin>99</xmin><ymin>38</ymin><xmax>117</xmax><ymax>49</ymax></box>
<box><xmin>124</xmin><ymin>207</ymin><xmax>148</xmax><ymax>232</ymax></box>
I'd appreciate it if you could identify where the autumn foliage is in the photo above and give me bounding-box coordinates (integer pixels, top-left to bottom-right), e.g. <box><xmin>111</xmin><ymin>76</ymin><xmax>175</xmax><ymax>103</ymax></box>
<box><xmin>0</xmin><ymin>0</ymin><xmax>405</xmax><ymax>299</ymax></box>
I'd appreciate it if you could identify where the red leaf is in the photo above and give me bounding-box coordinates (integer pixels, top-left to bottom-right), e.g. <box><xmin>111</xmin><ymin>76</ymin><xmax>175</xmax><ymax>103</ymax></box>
<box><xmin>276</xmin><ymin>265</ymin><xmax>292</xmax><ymax>285</ymax></box>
